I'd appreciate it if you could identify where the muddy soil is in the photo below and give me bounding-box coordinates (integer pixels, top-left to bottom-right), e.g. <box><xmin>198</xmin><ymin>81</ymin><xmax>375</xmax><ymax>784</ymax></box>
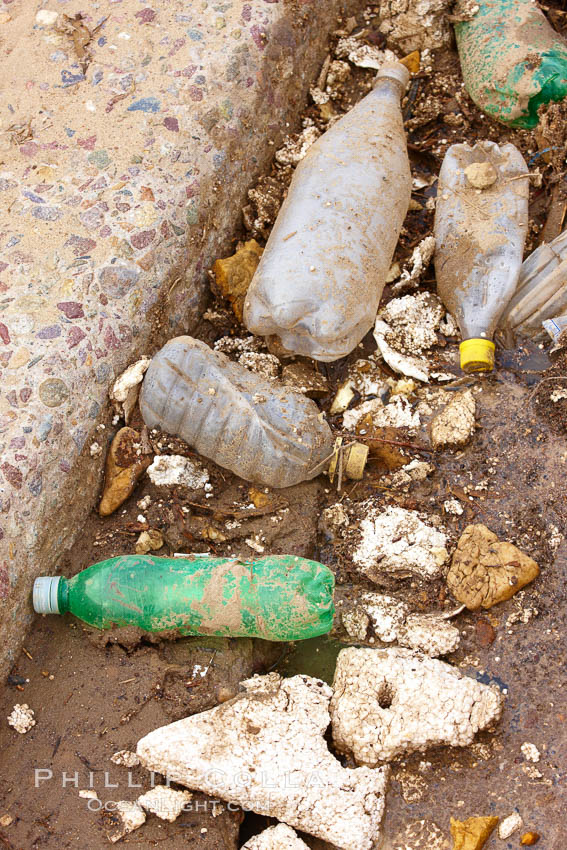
<box><xmin>1</xmin><ymin>4</ymin><xmax>567</xmax><ymax>850</ymax></box>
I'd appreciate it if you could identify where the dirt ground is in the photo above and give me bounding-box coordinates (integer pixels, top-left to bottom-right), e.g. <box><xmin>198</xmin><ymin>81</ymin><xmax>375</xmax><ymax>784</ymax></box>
<box><xmin>1</xmin><ymin>4</ymin><xmax>567</xmax><ymax>849</ymax></box>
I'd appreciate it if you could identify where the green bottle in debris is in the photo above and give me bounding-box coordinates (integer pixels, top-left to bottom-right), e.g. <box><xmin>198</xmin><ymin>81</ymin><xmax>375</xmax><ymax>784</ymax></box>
<box><xmin>455</xmin><ymin>0</ymin><xmax>567</xmax><ymax>128</ymax></box>
<box><xmin>32</xmin><ymin>555</ymin><xmax>335</xmax><ymax>642</ymax></box>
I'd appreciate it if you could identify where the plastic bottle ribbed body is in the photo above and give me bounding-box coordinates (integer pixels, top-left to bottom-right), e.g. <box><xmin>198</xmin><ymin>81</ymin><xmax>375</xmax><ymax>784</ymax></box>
<box><xmin>434</xmin><ymin>141</ymin><xmax>529</xmax><ymax>341</ymax></box>
<box><xmin>139</xmin><ymin>336</ymin><xmax>334</xmax><ymax>488</ymax></box>
<box><xmin>243</xmin><ymin>63</ymin><xmax>411</xmax><ymax>362</ymax></box>
<box><xmin>501</xmin><ymin>229</ymin><xmax>567</xmax><ymax>334</ymax></box>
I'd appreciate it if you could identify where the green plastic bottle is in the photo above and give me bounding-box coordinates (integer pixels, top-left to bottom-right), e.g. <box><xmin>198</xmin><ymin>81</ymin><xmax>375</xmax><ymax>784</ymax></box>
<box><xmin>32</xmin><ymin>555</ymin><xmax>335</xmax><ymax>642</ymax></box>
<box><xmin>455</xmin><ymin>0</ymin><xmax>567</xmax><ymax>128</ymax></box>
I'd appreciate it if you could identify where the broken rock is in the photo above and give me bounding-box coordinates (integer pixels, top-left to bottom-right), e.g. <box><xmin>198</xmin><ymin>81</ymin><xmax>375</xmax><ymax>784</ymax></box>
<box><xmin>147</xmin><ymin>454</ymin><xmax>209</xmax><ymax>490</ymax></box>
<box><xmin>498</xmin><ymin>812</ymin><xmax>523</xmax><ymax>840</ymax></box>
<box><xmin>108</xmin><ymin>800</ymin><xmax>146</xmax><ymax>843</ymax></box>
<box><xmin>98</xmin><ymin>428</ymin><xmax>152</xmax><ymax>517</ymax></box>
<box><xmin>430</xmin><ymin>390</ymin><xmax>476</xmax><ymax>450</ymax></box>
<box><xmin>137</xmin><ymin>673</ymin><xmax>388</xmax><ymax>850</ymax></box>
<box><xmin>330</xmin><ymin>647</ymin><xmax>503</xmax><ymax>764</ymax></box>
<box><xmin>447</xmin><ymin>524</ymin><xmax>540</xmax><ymax>609</ymax></box>
<box><xmin>352</xmin><ymin>504</ymin><xmax>450</xmax><ymax>581</ymax></box>
<box><xmin>135</xmin><ymin>529</ymin><xmax>164</xmax><ymax>555</ymax></box>
<box><xmin>450</xmin><ymin>816</ymin><xmax>498</xmax><ymax>850</ymax></box>
<box><xmin>242</xmin><ymin>823</ymin><xmax>310</xmax><ymax>849</ymax></box>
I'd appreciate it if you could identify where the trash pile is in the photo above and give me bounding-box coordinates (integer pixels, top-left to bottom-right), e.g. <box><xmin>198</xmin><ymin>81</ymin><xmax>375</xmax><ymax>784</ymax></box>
<box><xmin>6</xmin><ymin>1</ymin><xmax>566</xmax><ymax>848</ymax></box>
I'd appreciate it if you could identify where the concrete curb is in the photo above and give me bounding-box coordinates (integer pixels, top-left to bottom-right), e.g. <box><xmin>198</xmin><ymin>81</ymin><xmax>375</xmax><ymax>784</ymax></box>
<box><xmin>0</xmin><ymin>0</ymin><xmax>356</xmax><ymax>679</ymax></box>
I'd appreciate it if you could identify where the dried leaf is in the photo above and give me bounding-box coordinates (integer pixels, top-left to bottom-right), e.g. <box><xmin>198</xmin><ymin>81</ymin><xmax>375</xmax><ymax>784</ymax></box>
<box><xmin>99</xmin><ymin>428</ymin><xmax>152</xmax><ymax>517</ymax></box>
<box><xmin>213</xmin><ymin>239</ymin><xmax>263</xmax><ymax>321</ymax></box>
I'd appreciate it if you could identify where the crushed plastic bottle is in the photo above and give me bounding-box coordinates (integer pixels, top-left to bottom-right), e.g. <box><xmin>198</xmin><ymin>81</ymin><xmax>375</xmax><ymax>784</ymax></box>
<box><xmin>32</xmin><ymin>555</ymin><xmax>335</xmax><ymax>641</ymax></box>
<box><xmin>543</xmin><ymin>312</ymin><xmax>567</xmax><ymax>343</ymax></box>
<box><xmin>501</xmin><ymin>229</ymin><xmax>567</xmax><ymax>336</ymax></box>
<box><xmin>243</xmin><ymin>62</ymin><xmax>412</xmax><ymax>362</ymax></box>
<box><xmin>455</xmin><ymin>0</ymin><xmax>567</xmax><ymax>128</ymax></box>
<box><xmin>139</xmin><ymin>336</ymin><xmax>334</xmax><ymax>489</ymax></box>
<box><xmin>434</xmin><ymin>141</ymin><xmax>529</xmax><ymax>372</ymax></box>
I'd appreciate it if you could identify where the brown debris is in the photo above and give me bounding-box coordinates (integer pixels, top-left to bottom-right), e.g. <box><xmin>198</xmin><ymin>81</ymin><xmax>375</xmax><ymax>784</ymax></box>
<box><xmin>447</xmin><ymin>525</ymin><xmax>540</xmax><ymax>610</ymax></box>
<box><xmin>135</xmin><ymin>529</ymin><xmax>164</xmax><ymax>554</ymax></box>
<box><xmin>430</xmin><ymin>390</ymin><xmax>476</xmax><ymax>451</ymax></box>
<box><xmin>450</xmin><ymin>816</ymin><xmax>498</xmax><ymax>850</ymax></box>
<box><xmin>520</xmin><ymin>832</ymin><xmax>541</xmax><ymax>846</ymax></box>
<box><xmin>281</xmin><ymin>361</ymin><xmax>329</xmax><ymax>398</ymax></box>
<box><xmin>99</xmin><ymin>428</ymin><xmax>153</xmax><ymax>517</ymax></box>
<box><xmin>213</xmin><ymin>239</ymin><xmax>263</xmax><ymax>322</ymax></box>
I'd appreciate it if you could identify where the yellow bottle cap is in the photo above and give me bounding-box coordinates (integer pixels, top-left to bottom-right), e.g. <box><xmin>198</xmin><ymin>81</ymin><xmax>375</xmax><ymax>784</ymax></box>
<box><xmin>460</xmin><ymin>338</ymin><xmax>495</xmax><ymax>373</ymax></box>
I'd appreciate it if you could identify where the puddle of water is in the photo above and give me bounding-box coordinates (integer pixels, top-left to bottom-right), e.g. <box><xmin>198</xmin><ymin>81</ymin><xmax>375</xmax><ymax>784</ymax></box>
<box><xmin>276</xmin><ymin>635</ymin><xmax>345</xmax><ymax>684</ymax></box>
<box><xmin>499</xmin><ymin>338</ymin><xmax>551</xmax><ymax>384</ymax></box>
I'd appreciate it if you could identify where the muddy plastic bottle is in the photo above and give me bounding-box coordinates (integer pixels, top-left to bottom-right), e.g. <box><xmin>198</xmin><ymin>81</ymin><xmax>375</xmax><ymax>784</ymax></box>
<box><xmin>243</xmin><ymin>62</ymin><xmax>412</xmax><ymax>362</ymax></box>
<box><xmin>455</xmin><ymin>0</ymin><xmax>567</xmax><ymax>128</ymax></box>
<box><xmin>543</xmin><ymin>313</ymin><xmax>567</xmax><ymax>342</ymax></box>
<box><xmin>33</xmin><ymin>555</ymin><xmax>335</xmax><ymax>641</ymax></box>
<box><xmin>139</xmin><ymin>337</ymin><xmax>334</xmax><ymax>489</ymax></box>
<box><xmin>501</xmin><ymin>229</ymin><xmax>567</xmax><ymax>335</ymax></box>
<box><xmin>434</xmin><ymin>141</ymin><xmax>529</xmax><ymax>372</ymax></box>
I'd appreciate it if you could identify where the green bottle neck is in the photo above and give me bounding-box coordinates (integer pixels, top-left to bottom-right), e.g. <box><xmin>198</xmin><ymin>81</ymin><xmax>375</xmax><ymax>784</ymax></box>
<box><xmin>57</xmin><ymin>577</ymin><xmax>70</xmax><ymax>614</ymax></box>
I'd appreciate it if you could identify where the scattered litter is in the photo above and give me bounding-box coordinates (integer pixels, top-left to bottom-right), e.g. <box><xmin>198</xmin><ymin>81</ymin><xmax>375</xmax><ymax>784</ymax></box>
<box><xmin>7</xmin><ymin>704</ymin><xmax>35</xmax><ymax>734</ymax></box>
<box><xmin>377</xmin><ymin>291</ymin><xmax>446</xmax><ymax>353</ymax></box>
<box><xmin>137</xmin><ymin>786</ymin><xmax>192</xmax><ymax>822</ymax></box>
<box><xmin>391</xmin><ymin>237</ymin><xmax>436</xmax><ymax>294</ymax></box>
<box><xmin>241</xmin><ymin>823</ymin><xmax>310</xmax><ymax>849</ymax></box>
<box><xmin>330</xmin><ymin>647</ymin><xmax>503</xmax><ymax>763</ymax></box>
<box><xmin>375</xmin><ymin>0</ymin><xmax>452</xmax><ymax>52</ymax></box>
<box><xmin>111</xmin><ymin>750</ymin><xmax>140</xmax><ymax>768</ymax></box>
<box><xmin>274</xmin><ymin>122</ymin><xmax>320</xmax><ymax>165</ymax></box>
<box><xmin>344</xmin><ymin>396</ymin><xmax>420</xmax><ymax>431</ymax></box>
<box><xmin>498</xmin><ymin>812</ymin><xmax>523</xmax><ymax>840</ymax></box>
<box><xmin>446</xmin><ymin>524</ymin><xmax>540</xmax><ymax>609</ymax></box>
<box><xmin>352</xmin><ymin>504</ymin><xmax>449</xmax><ymax>581</ymax></box>
<box><xmin>383</xmin><ymin>459</ymin><xmax>434</xmax><ymax>489</ymax></box>
<box><xmin>449</xmin><ymin>816</ymin><xmax>498</xmax><ymax>850</ymax></box>
<box><xmin>521</xmin><ymin>742</ymin><xmax>541</xmax><ymax>763</ymax></box>
<box><xmin>213</xmin><ymin>240</ymin><xmax>263</xmax><ymax>322</ymax></box>
<box><xmin>373</xmin><ymin>325</ymin><xmax>431</xmax><ymax>382</ymax></box>
<box><xmin>240</xmin><ymin>352</ymin><xmax>281</xmax><ymax>380</ymax></box>
<box><xmin>99</xmin><ymin>428</ymin><xmax>152</xmax><ymax>517</ymax></box>
<box><xmin>444</xmin><ymin>498</ymin><xmax>464</xmax><ymax>516</ymax></box>
<box><xmin>108</xmin><ymin>800</ymin><xmax>146</xmax><ymax>843</ymax></box>
<box><xmin>429</xmin><ymin>390</ymin><xmax>476</xmax><ymax>450</ymax></box>
<box><xmin>135</xmin><ymin>529</ymin><xmax>163</xmax><ymax>555</ymax></box>
<box><xmin>110</xmin><ymin>358</ymin><xmax>151</xmax><ymax>423</ymax></box>
<box><xmin>136</xmin><ymin>673</ymin><xmax>388</xmax><ymax>850</ymax></box>
<box><xmin>147</xmin><ymin>455</ymin><xmax>209</xmax><ymax>490</ymax></box>
<box><xmin>335</xmin><ymin>37</ymin><xmax>397</xmax><ymax>70</ymax></box>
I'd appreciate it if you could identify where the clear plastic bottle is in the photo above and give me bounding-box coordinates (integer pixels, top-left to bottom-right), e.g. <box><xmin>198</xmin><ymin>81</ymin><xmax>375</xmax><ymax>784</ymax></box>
<box><xmin>501</xmin><ymin>229</ymin><xmax>567</xmax><ymax>335</ymax></box>
<box><xmin>434</xmin><ymin>141</ymin><xmax>529</xmax><ymax>372</ymax></box>
<box><xmin>139</xmin><ymin>337</ymin><xmax>334</xmax><ymax>489</ymax></box>
<box><xmin>543</xmin><ymin>313</ymin><xmax>567</xmax><ymax>342</ymax></box>
<box><xmin>243</xmin><ymin>62</ymin><xmax>412</xmax><ymax>362</ymax></box>
<box><xmin>33</xmin><ymin>554</ymin><xmax>335</xmax><ymax>641</ymax></box>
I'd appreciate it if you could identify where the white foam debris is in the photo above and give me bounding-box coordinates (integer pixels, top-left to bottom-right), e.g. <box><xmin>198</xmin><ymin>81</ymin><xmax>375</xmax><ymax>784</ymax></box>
<box><xmin>521</xmin><ymin>742</ymin><xmax>541</xmax><ymax>763</ymax></box>
<box><xmin>78</xmin><ymin>789</ymin><xmax>98</xmax><ymax>800</ymax></box>
<box><xmin>136</xmin><ymin>673</ymin><xmax>388</xmax><ymax>850</ymax></box>
<box><xmin>391</xmin><ymin>237</ymin><xmax>436</xmax><ymax>294</ymax></box>
<box><xmin>374</xmin><ymin>323</ymin><xmax>431</xmax><ymax>382</ymax></box>
<box><xmin>343</xmin><ymin>396</ymin><xmax>420</xmax><ymax>431</ymax></box>
<box><xmin>550</xmin><ymin>388</ymin><xmax>567</xmax><ymax>402</ymax></box>
<box><xmin>384</xmin><ymin>459</ymin><xmax>434</xmax><ymax>489</ymax></box>
<box><xmin>147</xmin><ymin>455</ymin><xmax>209</xmax><ymax>489</ymax></box>
<box><xmin>238</xmin><ymin>351</ymin><xmax>280</xmax><ymax>379</ymax></box>
<box><xmin>330</xmin><ymin>647</ymin><xmax>504</xmax><ymax>764</ymax></box>
<box><xmin>443</xmin><ymin>498</ymin><xmax>464</xmax><ymax>515</ymax></box>
<box><xmin>343</xmin><ymin>593</ymin><xmax>459</xmax><ymax>656</ymax></box>
<box><xmin>108</xmin><ymin>800</ymin><xmax>146</xmax><ymax>843</ymax></box>
<box><xmin>7</xmin><ymin>704</ymin><xmax>35</xmax><ymax>734</ymax></box>
<box><xmin>498</xmin><ymin>812</ymin><xmax>523</xmax><ymax>840</ymax></box>
<box><xmin>275</xmin><ymin>122</ymin><xmax>320</xmax><ymax>165</ymax></box>
<box><xmin>242</xmin><ymin>823</ymin><xmax>310</xmax><ymax>849</ymax></box>
<box><xmin>352</xmin><ymin>504</ymin><xmax>449</xmax><ymax>581</ymax></box>
<box><xmin>110</xmin><ymin>357</ymin><xmax>151</xmax><ymax>422</ymax></box>
<box><xmin>430</xmin><ymin>390</ymin><xmax>476</xmax><ymax>450</ymax></box>
<box><xmin>111</xmin><ymin>750</ymin><xmax>140</xmax><ymax>768</ymax></box>
<box><xmin>137</xmin><ymin>786</ymin><xmax>192</xmax><ymax>822</ymax></box>
<box><xmin>335</xmin><ymin>37</ymin><xmax>397</xmax><ymax>69</ymax></box>
<box><xmin>391</xmin><ymin>818</ymin><xmax>448</xmax><ymax>850</ymax></box>
<box><xmin>378</xmin><ymin>293</ymin><xmax>445</xmax><ymax>354</ymax></box>
<box><xmin>35</xmin><ymin>9</ymin><xmax>59</xmax><ymax>26</ymax></box>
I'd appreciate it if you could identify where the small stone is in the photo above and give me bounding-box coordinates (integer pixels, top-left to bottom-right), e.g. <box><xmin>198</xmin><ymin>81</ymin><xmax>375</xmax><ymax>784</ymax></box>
<box><xmin>0</xmin><ymin>814</ymin><xmax>13</xmax><ymax>828</ymax></box>
<box><xmin>520</xmin><ymin>832</ymin><xmax>541</xmax><ymax>846</ymax></box>
<box><xmin>39</xmin><ymin>379</ymin><xmax>69</xmax><ymax>408</ymax></box>
<box><xmin>99</xmin><ymin>428</ymin><xmax>152</xmax><ymax>517</ymax></box>
<box><xmin>450</xmin><ymin>816</ymin><xmax>499</xmax><ymax>850</ymax></box>
<box><xmin>498</xmin><ymin>812</ymin><xmax>523</xmax><ymax>840</ymax></box>
<box><xmin>78</xmin><ymin>789</ymin><xmax>98</xmax><ymax>800</ymax></box>
<box><xmin>35</xmin><ymin>9</ymin><xmax>59</xmax><ymax>26</ymax></box>
<box><xmin>464</xmin><ymin>162</ymin><xmax>498</xmax><ymax>189</ymax></box>
<box><xmin>108</xmin><ymin>801</ymin><xmax>146</xmax><ymax>843</ymax></box>
<box><xmin>430</xmin><ymin>390</ymin><xmax>476</xmax><ymax>451</ymax></box>
<box><xmin>447</xmin><ymin>525</ymin><xmax>539</xmax><ymax>610</ymax></box>
<box><xmin>474</xmin><ymin>618</ymin><xmax>496</xmax><ymax>647</ymax></box>
<box><xmin>135</xmin><ymin>529</ymin><xmax>164</xmax><ymax>554</ymax></box>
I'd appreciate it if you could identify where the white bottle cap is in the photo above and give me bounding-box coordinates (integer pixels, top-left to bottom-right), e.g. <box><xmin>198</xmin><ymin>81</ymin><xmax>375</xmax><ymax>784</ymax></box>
<box><xmin>374</xmin><ymin>61</ymin><xmax>411</xmax><ymax>91</ymax></box>
<box><xmin>33</xmin><ymin>576</ymin><xmax>61</xmax><ymax>614</ymax></box>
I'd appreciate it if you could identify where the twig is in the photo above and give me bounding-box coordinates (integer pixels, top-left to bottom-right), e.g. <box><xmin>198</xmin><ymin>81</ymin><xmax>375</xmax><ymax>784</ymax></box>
<box><xmin>349</xmin><ymin>433</ymin><xmax>433</xmax><ymax>453</ymax></box>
